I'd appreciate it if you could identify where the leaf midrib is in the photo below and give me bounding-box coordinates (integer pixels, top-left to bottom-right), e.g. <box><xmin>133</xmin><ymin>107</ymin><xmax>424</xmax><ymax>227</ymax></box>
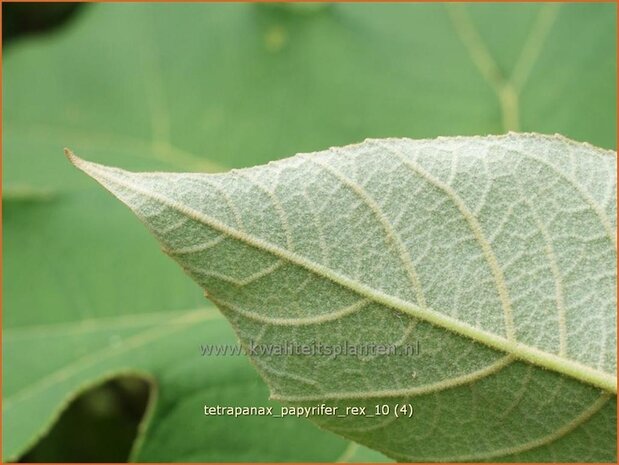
<box><xmin>4</xmin><ymin>306</ymin><xmax>216</xmax><ymax>339</ymax></box>
<box><xmin>69</xmin><ymin>153</ymin><xmax>617</xmax><ymax>393</ymax></box>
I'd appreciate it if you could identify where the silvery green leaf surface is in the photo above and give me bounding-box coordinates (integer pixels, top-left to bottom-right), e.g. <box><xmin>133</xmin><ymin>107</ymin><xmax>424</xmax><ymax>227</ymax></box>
<box><xmin>68</xmin><ymin>133</ymin><xmax>617</xmax><ymax>462</ymax></box>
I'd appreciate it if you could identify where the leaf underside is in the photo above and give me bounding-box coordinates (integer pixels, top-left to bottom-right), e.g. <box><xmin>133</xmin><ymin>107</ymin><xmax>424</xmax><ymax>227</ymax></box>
<box><xmin>69</xmin><ymin>133</ymin><xmax>617</xmax><ymax>462</ymax></box>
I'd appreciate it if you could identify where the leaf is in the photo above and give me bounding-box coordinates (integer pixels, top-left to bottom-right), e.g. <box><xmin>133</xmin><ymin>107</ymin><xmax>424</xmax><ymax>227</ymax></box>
<box><xmin>68</xmin><ymin>133</ymin><xmax>617</xmax><ymax>462</ymax></box>
<box><xmin>4</xmin><ymin>2</ymin><xmax>616</xmax><ymax>461</ymax></box>
<box><xmin>4</xmin><ymin>306</ymin><xmax>387</xmax><ymax>463</ymax></box>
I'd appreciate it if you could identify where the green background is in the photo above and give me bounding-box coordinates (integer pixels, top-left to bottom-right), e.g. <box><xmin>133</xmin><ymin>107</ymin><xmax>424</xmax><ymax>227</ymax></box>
<box><xmin>3</xmin><ymin>2</ymin><xmax>616</xmax><ymax>462</ymax></box>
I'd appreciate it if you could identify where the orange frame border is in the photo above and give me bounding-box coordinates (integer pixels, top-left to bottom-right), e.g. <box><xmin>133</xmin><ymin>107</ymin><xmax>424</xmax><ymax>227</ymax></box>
<box><xmin>0</xmin><ymin>1</ymin><xmax>616</xmax><ymax>464</ymax></box>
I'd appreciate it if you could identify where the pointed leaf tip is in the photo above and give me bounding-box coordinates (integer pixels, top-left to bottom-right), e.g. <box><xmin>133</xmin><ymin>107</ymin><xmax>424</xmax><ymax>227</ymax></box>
<box><xmin>64</xmin><ymin>149</ymin><xmax>100</xmax><ymax>177</ymax></box>
<box><xmin>64</xmin><ymin>148</ymin><xmax>86</xmax><ymax>170</ymax></box>
<box><xmin>64</xmin><ymin>147</ymin><xmax>76</xmax><ymax>161</ymax></box>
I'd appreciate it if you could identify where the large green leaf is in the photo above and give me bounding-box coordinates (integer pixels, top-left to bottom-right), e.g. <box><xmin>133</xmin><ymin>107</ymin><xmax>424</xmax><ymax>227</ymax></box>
<box><xmin>68</xmin><ymin>133</ymin><xmax>617</xmax><ymax>461</ymax></box>
<box><xmin>3</xmin><ymin>2</ymin><xmax>616</xmax><ymax>462</ymax></box>
<box><xmin>4</xmin><ymin>304</ymin><xmax>386</xmax><ymax>462</ymax></box>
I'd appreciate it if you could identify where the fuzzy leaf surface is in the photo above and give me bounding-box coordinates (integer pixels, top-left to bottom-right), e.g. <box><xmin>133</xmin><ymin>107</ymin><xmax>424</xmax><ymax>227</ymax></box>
<box><xmin>70</xmin><ymin>133</ymin><xmax>618</xmax><ymax>461</ymax></box>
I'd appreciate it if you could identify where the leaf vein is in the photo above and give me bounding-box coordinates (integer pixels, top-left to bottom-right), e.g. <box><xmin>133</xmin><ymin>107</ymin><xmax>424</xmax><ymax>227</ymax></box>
<box><xmin>303</xmin><ymin>153</ymin><xmax>427</xmax><ymax>308</ymax></box>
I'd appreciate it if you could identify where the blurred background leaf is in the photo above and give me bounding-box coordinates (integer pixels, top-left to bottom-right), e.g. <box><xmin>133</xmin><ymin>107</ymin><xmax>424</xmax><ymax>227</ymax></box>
<box><xmin>20</xmin><ymin>376</ymin><xmax>150</xmax><ymax>462</ymax></box>
<box><xmin>2</xmin><ymin>2</ymin><xmax>616</xmax><ymax>462</ymax></box>
<box><xmin>3</xmin><ymin>2</ymin><xmax>82</xmax><ymax>46</ymax></box>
